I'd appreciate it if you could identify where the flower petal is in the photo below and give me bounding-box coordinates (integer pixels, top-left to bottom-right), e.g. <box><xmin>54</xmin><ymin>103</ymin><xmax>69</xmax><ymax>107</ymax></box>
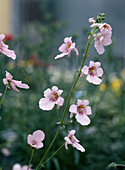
<box><xmin>69</xmin><ymin>104</ymin><xmax>77</xmax><ymax>113</ymax></box>
<box><xmin>39</xmin><ymin>98</ymin><xmax>55</xmax><ymax>110</ymax></box>
<box><xmin>73</xmin><ymin>143</ymin><xmax>85</xmax><ymax>152</ymax></box>
<box><xmin>75</xmin><ymin>114</ymin><xmax>91</xmax><ymax>126</ymax></box>
<box><xmin>33</xmin><ymin>130</ymin><xmax>45</xmax><ymax>141</ymax></box>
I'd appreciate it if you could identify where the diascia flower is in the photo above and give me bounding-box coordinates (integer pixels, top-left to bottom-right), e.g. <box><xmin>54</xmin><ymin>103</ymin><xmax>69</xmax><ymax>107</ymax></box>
<box><xmin>91</xmin><ymin>23</ymin><xmax>112</xmax><ymax>54</ymax></box>
<box><xmin>39</xmin><ymin>86</ymin><xmax>64</xmax><ymax>110</ymax></box>
<box><xmin>0</xmin><ymin>34</ymin><xmax>16</xmax><ymax>60</ymax></box>
<box><xmin>64</xmin><ymin>130</ymin><xmax>85</xmax><ymax>152</ymax></box>
<box><xmin>80</xmin><ymin>61</ymin><xmax>103</xmax><ymax>85</ymax></box>
<box><xmin>3</xmin><ymin>71</ymin><xmax>29</xmax><ymax>92</ymax></box>
<box><xmin>69</xmin><ymin>99</ymin><xmax>92</xmax><ymax>126</ymax></box>
<box><xmin>12</xmin><ymin>163</ymin><xmax>33</xmax><ymax>170</ymax></box>
<box><xmin>55</xmin><ymin>37</ymin><xmax>79</xmax><ymax>59</ymax></box>
<box><xmin>27</xmin><ymin>130</ymin><xmax>45</xmax><ymax>149</ymax></box>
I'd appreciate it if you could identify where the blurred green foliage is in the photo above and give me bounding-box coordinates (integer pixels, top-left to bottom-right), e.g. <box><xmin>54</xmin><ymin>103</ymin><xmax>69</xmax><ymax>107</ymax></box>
<box><xmin>0</xmin><ymin>19</ymin><xmax>125</xmax><ymax>170</ymax></box>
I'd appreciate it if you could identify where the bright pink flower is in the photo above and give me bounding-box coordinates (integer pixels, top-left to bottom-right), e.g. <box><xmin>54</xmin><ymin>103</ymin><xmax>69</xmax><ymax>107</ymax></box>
<box><xmin>80</xmin><ymin>61</ymin><xmax>103</xmax><ymax>85</ymax></box>
<box><xmin>69</xmin><ymin>99</ymin><xmax>92</xmax><ymax>126</ymax></box>
<box><xmin>12</xmin><ymin>163</ymin><xmax>33</xmax><ymax>170</ymax></box>
<box><xmin>0</xmin><ymin>34</ymin><xmax>16</xmax><ymax>60</ymax></box>
<box><xmin>27</xmin><ymin>130</ymin><xmax>45</xmax><ymax>149</ymax></box>
<box><xmin>55</xmin><ymin>37</ymin><xmax>79</xmax><ymax>59</ymax></box>
<box><xmin>3</xmin><ymin>71</ymin><xmax>29</xmax><ymax>92</ymax></box>
<box><xmin>64</xmin><ymin>130</ymin><xmax>85</xmax><ymax>152</ymax></box>
<box><xmin>39</xmin><ymin>86</ymin><xmax>64</xmax><ymax>110</ymax></box>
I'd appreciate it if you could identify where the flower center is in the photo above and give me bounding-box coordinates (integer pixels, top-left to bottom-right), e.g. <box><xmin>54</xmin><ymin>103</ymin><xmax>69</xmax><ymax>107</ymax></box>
<box><xmin>67</xmin><ymin>42</ymin><xmax>71</xmax><ymax>48</ymax></box>
<box><xmin>103</xmin><ymin>24</ymin><xmax>108</xmax><ymax>29</ymax></box>
<box><xmin>77</xmin><ymin>105</ymin><xmax>84</xmax><ymax>115</ymax></box>
<box><xmin>53</xmin><ymin>92</ymin><xmax>58</xmax><ymax>100</ymax></box>
<box><xmin>32</xmin><ymin>140</ymin><xmax>37</xmax><ymax>145</ymax></box>
<box><xmin>89</xmin><ymin>66</ymin><xmax>95</xmax><ymax>75</ymax></box>
<box><xmin>7</xmin><ymin>78</ymin><xmax>11</xmax><ymax>83</ymax></box>
<box><xmin>69</xmin><ymin>135</ymin><xmax>73</xmax><ymax>141</ymax></box>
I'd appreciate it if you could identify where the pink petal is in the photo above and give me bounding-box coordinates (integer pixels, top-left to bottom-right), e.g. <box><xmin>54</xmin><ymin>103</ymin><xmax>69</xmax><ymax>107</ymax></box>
<box><xmin>94</xmin><ymin>40</ymin><xmax>105</xmax><ymax>55</ymax></box>
<box><xmin>81</xmin><ymin>66</ymin><xmax>89</xmax><ymax>75</ymax></box>
<box><xmin>6</xmin><ymin>71</ymin><xmax>13</xmax><ymax>80</ymax></box>
<box><xmin>13</xmin><ymin>80</ymin><xmax>29</xmax><ymax>89</ymax></box>
<box><xmin>0</xmin><ymin>34</ymin><xmax>5</xmax><ymax>40</ymax></box>
<box><xmin>70</xmin><ymin>42</ymin><xmax>75</xmax><ymax>49</ymax></box>
<box><xmin>44</xmin><ymin>88</ymin><xmax>52</xmax><ymax>98</ymax></box>
<box><xmin>33</xmin><ymin>130</ymin><xmax>45</xmax><ymax>141</ymax></box>
<box><xmin>64</xmin><ymin>37</ymin><xmax>72</xmax><ymax>43</ymax></box>
<box><xmin>70</xmin><ymin>112</ymin><xmax>74</xmax><ymax>118</ymax></box>
<box><xmin>96</xmin><ymin>68</ymin><xmax>103</xmax><ymax>77</ymax></box>
<box><xmin>72</xmin><ymin>136</ymin><xmax>79</xmax><ymax>143</ymax></box>
<box><xmin>3</xmin><ymin>78</ymin><xmax>8</xmax><ymax>85</ymax></box>
<box><xmin>89</xmin><ymin>61</ymin><xmax>95</xmax><ymax>67</ymax></box>
<box><xmin>2</xmin><ymin>48</ymin><xmax>16</xmax><ymax>60</ymax></box>
<box><xmin>35</xmin><ymin>142</ymin><xmax>43</xmax><ymax>149</ymax></box>
<box><xmin>56</xmin><ymin>96</ymin><xmax>64</xmax><ymax>106</ymax></box>
<box><xmin>52</xmin><ymin>86</ymin><xmax>58</xmax><ymax>91</ymax></box>
<box><xmin>11</xmin><ymin>82</ymin><xmax>20</xmax><ymax>92</ymax></box>
<box><xmin>57</xmin><ymin>89</ymin><xmax>63</xmax><ymax>95</ymax></box>
<box><xmin>73</xmin><ymin>143</ymin><xmax>85</xmax><ymax>152</ymax></box>
<box><xmin>90</xmin><ymin>23</ymin><xmax>102</xmax><ymax>28</ymax></box>
<box><xmin>69</xmin><ymin>104</ymin><xmax>77</xmax><ymax>114</ymax></box>
<box><xmin>59</xmin><ymin>43</ymin><xmax>67</xmax><ymax>52</ymax></box>
<box><xmin>103</xmin><ymin>36</ymin><xmax>112</xmax><ymax>46</ymax></box>
<box><xmin>94</xmin><ymin>62</ymin><xmax>101</xmax><ymax>68</ymax></box>
<box><xmin>86</xmin><ymin>106</ymin><xmax>92</xmax><ymax>115</ymax></box>
<box><xmin>75</xmin><ymin>114</ymin><xmax>90</xmax><ymax>126</ymax></box>
<box><xmin>77</xmin><ymin>99</ymin><xmax>83</xmax><ymax>106</ymax></box>
<box><xmin>64</xmin><ymin>137</ymin><xmax>72</xmax><ymax>144</ymax></box>
<box><xmin>73</xmin><ymin>47</ymin><xmax>79</xmax><ymax>56</ymax></box>
<box><xmin>39</xmin><ymin>98</ymin><xmax>55</xmax><ymax>110</ymax></box>
<box><xmin>65</xmin><ymin>142</ymin><xmax>68</xmax><ymax>150</ymax></box>
<box><xmin>82</xmin><ymin>100</ymin><xmax>89</xmax><ymax>106</ymax></box>
<box><xmin>12</xmin><ymin>163</ymin><xmax>22</xmax><ymax>170</ymax></box>
<box><xmin>27</xmin><ymin>134</ymin><xmax>33</xmax><ymax>145</ymax></box>
<box><xmin>87</xmin><ymin>75</ymin><xmax>102</xmax><ymax>85</ymax></box>
<box><xmin>55</xmin><ymin>52</ymin><xmax>67</xmax><ymax>59</ymax></box>
<box><xmin>69</xmin><ymin>130</ymin><xmax>76</xmax><ymax>135</ymax></box>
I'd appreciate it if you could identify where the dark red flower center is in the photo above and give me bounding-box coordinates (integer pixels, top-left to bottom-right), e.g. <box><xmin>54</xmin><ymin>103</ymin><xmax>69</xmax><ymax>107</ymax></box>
<box><xmin>77</xmin><ymin>105</ymin><xmax>84</xmax><ymax>115</ymax></box>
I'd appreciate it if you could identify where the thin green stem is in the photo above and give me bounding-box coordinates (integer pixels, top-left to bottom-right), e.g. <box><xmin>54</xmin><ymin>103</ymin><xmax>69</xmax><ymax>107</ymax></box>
<box><xmin>64</xmin><ymin>118</ymin><xmax>72</xmax><ymax>125</ymax></box>
<box><xmin>115</xmin><ymin>164</ymin><xmax>125</xmax><ymax>167</ymax></box>
<box><xmin>42</xmin><ymin>143</ymin><xmax>65</xmax><ymax>166</ymax></box>
<box><xmin>27</xmin><ymin>148</ymin><xmax>34</xmax><ymax>170</ymax></box>
<box><xmin>75</xmin><ymin>75</ymin><xmax>86</xmax><ymax>91</ymax></box>
<box><xmin>56</xmin><ymin>105</ymin><xmax>61</xmax><ymax>122</ymax></box>
<box><xmin>0</xmin><ymin>85</ymin><xmax>8</xmax><ymax>107</ymax></box>
<box><xmin>36</xmin><ymin>129</ymin><xmax>60</xmax><ymax>170</ymax></box>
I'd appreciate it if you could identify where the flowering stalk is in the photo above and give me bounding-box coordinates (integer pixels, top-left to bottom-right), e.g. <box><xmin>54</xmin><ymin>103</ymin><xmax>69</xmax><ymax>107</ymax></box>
<box><xmin>36</xmin><ymin>28</ymin><xmax>96</xmax><ymax>170</ymax></box>
<box><xmin>27</xmin><ymin>148</ymin><xmax>34</xmax><ymax>170</ymax></box>
<box><xmin>0</xmin><ymin>85</ymin><xmax>8</xmax><ymax>107</ymax></box>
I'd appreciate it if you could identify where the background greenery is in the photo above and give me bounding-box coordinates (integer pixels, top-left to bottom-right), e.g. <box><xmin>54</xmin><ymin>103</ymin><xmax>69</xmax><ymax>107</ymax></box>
<box><xmin>0</xmin><ymin>18</ymin><xmax>125</xmax><ymax>170</ymax></box>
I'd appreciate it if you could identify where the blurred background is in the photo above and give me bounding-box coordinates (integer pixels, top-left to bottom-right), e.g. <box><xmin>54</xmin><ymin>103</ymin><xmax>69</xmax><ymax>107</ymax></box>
<box><xmin>0</xmin><ymin>0</ymin><xmax>125</xmax><ymax>170</ymax></box>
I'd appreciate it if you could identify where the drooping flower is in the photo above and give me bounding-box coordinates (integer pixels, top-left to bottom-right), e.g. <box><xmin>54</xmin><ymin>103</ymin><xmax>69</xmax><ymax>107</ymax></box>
<box><xmin>88</xmin><ymin>17</ymin><xmax>96</xmax><ymax>24</ymax></box>
<box><xmin>69</xmin><ymin>99</ymin><xmax>92</xmax><ymax>126</ymax></box>
<box><xmin>55</xmin><ymin>37</ymin><xmax>79</xmax><ymax>59</ymax></box>
<box><xmin>39</xmin><ymin>86</ymin><xmax>64</xmax><ymax>110</ymax></box>
<box><xmin>27</xmin><ymin>130</ymin><xmax>45</xmax><ymax>149</ymax></box>
<box><xmin>91</xmin><ymin>23</ymin><xmax>112</xmax><ymax>54</ymax></box>
<box><xmin>3</xmin><ymin>71</ymin><xmax>29</xmax><ymax>92</ymax></box>
<box><xmin>12</xmin><ymin>163</ymin><xmax>33</xmax><ymax>170</ymax></box>
<box><xmin>80</xmin><ymin>61</ymin><xmax>103</xmax><ymax>85</ymax></box>
<box><xmin>64</xmin><ymin>130</ymin><xmax>85</xmax><ymax>152</ymax></box>
<box><xmin>0</xmin><ymin>34</ymin><xmax>16</xmax><ymax>60</ymax></box>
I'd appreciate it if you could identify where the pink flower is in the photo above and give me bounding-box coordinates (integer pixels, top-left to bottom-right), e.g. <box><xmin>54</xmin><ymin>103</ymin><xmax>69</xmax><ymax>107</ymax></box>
<box><xmin>0</xmin><ymin>34</ymin><xmax>16</xmax><ymax>60</ymax></box>
<box><xmin>64</xmin><ymin>130</ymin><xmax>85</xmax><ymax>152</ymax></box>
<box><xmin>91</xmin><ymin>23</ymin><xmax>112</xmax><ymax>54</ymax></box>
<box><xmin>27</xmin><ymin>130</ymin><xmax>45</xmax><ymax>149</ymax></box>
<box><xmin>12</xmin><ymin>163</ymin><xmax>33</xmax><ymax>170</ymax></box>
<box><xmin>39</xmin><ymin>86</ymin><xmax>64</xmax><ymax>110</ymax></box>
<box><xmin>69</xmin><ymin>99</ymin><xmax>92</xmax><ymax>126</ymax></box>
<box><xmin>3</xmin><ymin>71</ymin><xmax>29</xmax><ymax>92</ymax></box>
<box><xmin>88</xmin><ymin>17</ymin><xmax>95</xmax><ymax>24</ymax></box>
<box><xmin>80</xmin><ymin>61</ymin><xmax>103</xmax><ymax>85</ymax></box>
<box><xmin>55</xmin><ymin>37</ymin><xmax>79</xmax><ymax>59</ymax></box>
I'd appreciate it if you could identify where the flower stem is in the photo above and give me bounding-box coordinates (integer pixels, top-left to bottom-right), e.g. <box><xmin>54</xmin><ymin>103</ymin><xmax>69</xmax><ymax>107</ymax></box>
<box><xmin>75</xmin><ymin>75</ymin><xmax>86</xmax><ymax>91</ymax></box>
<box><xmin>42</xmin><ymin>143</ymin><xmax>65</xmax><ymax>166</ymax></box>
<box><xmin>0</xmin><ymin>85</ymin><xmax>8</xmax><ymax>107</ymax></box>
<box><xmin>36</xmin><ymin>129</ymin><xmax>60</xmax><ymax>170</ymax></box>
<box><xmin>27</xmin><ymin>148</ymin><xmax>34</xmax><ymax>170</ymax></box>
<box><xmin>56</xmin><ymin>105</ymin><xmax>61</xmax><ymax>122</ymax></box>
<box><xmin>76</xmin><ymin>55</ymin><xmax>79</xmax><ymax>72</ymax></box>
